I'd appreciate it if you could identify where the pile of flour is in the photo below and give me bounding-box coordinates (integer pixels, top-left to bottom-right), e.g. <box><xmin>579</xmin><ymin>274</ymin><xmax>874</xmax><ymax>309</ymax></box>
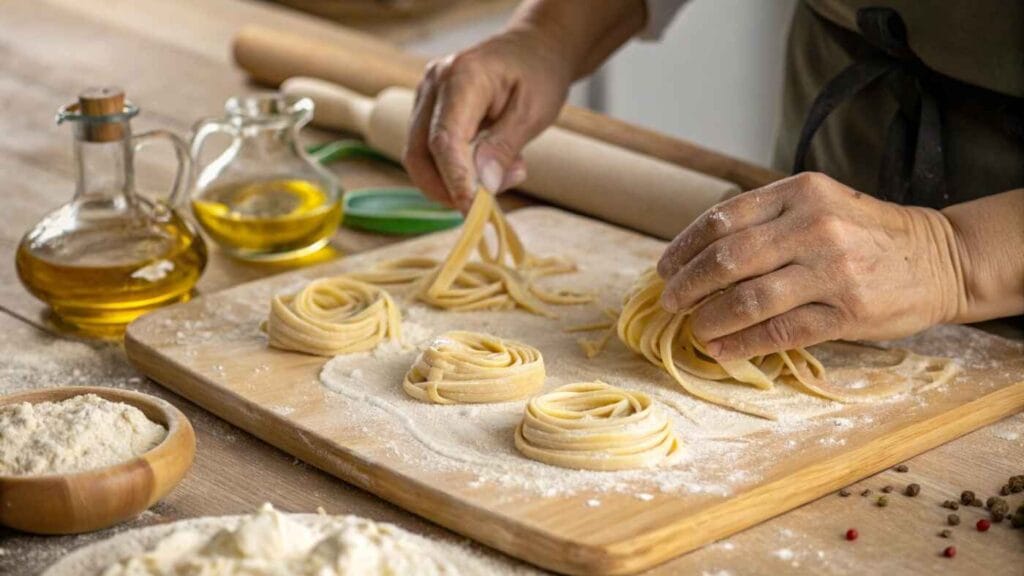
<box><xmin>91</xmin><ymin>503</ymin><xmax>533</xmax><ymax>576</ymax></box>
<box><xmin>0</xmin><ymin>394</ymin><xmax>166</xmax><ymax>476</ymax></box>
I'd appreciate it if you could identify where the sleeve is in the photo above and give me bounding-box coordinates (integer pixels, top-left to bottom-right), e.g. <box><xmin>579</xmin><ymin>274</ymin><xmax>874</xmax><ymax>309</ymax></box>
<box><xmin>639</xmin><ymin>0</ymin><xmax>690</xmax><ymax>40</ymax></box>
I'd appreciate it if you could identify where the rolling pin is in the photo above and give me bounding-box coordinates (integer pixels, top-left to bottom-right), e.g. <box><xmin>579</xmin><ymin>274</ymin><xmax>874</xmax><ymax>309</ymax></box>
<box><xmin>283</xmin><ymin>77</ymin><xmax>741</xmax><ymax>239</ymax></box>
<box><xmin>233</xmin><ymin>25</ymin><xmax>783</xmax><ymax>191</ymax></box>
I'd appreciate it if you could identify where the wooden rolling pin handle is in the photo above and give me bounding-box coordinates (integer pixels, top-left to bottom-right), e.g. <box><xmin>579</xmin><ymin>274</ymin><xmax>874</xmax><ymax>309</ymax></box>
<box><xmin>281</xmin><ymin>77</ymin><xmax>373</xmax><ymax>136</ymax></box>
<box><xmin>285</xmin><ymin>78</ymin><xmax>739</xmax><ymax>239</ymax></box>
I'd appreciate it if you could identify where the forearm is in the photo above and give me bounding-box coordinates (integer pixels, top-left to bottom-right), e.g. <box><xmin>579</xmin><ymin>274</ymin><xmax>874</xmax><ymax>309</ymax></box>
<box><xmin>941</xmin><ymin>188</ymin><xmax>1024</xmax><ymax>323</ymax></box>
<box><xmin>506</xmin><ymin>0</ymin><xmax>647</xmax><ymax>79</ymax></box>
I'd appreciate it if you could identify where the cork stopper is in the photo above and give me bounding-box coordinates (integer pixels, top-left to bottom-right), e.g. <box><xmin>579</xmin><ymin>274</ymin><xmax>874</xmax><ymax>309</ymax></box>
<box><xmin>78</xmin><ymin>87</ymin><xmax>127</xmax><ymax>142</ymax></box>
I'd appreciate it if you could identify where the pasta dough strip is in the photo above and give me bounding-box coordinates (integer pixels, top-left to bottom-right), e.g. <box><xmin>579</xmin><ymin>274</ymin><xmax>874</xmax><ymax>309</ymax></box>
<box><xmin>350</xmin><ymin>191</ymin><xmax>593</xmax><ymax>315</ymax></box>
<box><xmin>616</xmin><ymin>270</ymin><xmax>957</xmax><ymax>419</ymax></box>
<box><xmin>266</xmin><ymin>275</ymin><xmax>401</xmax><ymax>356</ymax></box>
<box><xmin>618</xmin><ymin>270</ymin><xmax>828</xmax><ymax>418</ymax></box>
<box><xmin>403</xmin><ymin>331</ymin><xmax>545</xmax><ymax>404</ymax></box>
<box><xmin>514</xmin><ymin>381</ymin><xmax>680</xmax><ymax>471</ymax></box>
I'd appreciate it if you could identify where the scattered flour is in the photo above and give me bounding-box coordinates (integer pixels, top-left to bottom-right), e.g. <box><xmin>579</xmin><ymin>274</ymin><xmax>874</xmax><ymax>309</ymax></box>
<box><xmin>44</xmin><ymin>504</ymin><xmax>536</xmax><ymax>576</ymax></box>
<box><xmin>988</xmin><ymin>413</ymin><xmax>1024</xmax><ymax>442</ymax></box>
<box><xmin>311</xmin><ymin>299</ymin><xmax>1022</xmax><ymax>502</ymax></box>
<box><xmin>270</xmin><ymin>405</ymin><xmax>295</xmax><ymax>417</ymax></box>
<box><xmin>773</xmin><ymin>548</ymin><xmax>794</xmax><ymax>561</ymax></box>
<box><xmin>0</xmin><ymin>393</ymin><xmax>166</xmax><ymax>476</ymax></box>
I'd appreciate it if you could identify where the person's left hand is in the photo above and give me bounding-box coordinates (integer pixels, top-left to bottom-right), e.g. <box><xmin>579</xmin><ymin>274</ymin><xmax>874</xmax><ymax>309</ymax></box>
<box><xmin>656</xmin><ymin>172</ymin><xmax>965</xmax><ymax>360</ymax></box>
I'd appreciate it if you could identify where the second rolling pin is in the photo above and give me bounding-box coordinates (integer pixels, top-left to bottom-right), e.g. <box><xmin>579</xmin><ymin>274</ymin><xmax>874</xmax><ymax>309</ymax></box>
<box><xmin>284</xmin><ymin>77</ymin><xmax>741</xmax><ymax>240</ymax></box>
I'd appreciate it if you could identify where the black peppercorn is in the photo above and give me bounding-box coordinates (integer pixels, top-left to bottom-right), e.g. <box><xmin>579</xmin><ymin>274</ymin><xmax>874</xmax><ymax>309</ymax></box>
<box><xmin>1009</xmin><ymin>475</ymin><xmax>1024</xmax><ymax>493</ymax></box>
<box><xmin>1011</xmin><ymin>512</ymin><xmax>1024</xmax><ymax>529</ymax></box>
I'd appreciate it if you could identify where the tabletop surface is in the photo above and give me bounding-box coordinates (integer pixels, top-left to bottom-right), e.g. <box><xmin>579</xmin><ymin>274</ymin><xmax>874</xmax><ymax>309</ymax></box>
<box><xmin>1</xmin><ymin>1</ymin><xmax>1022</xmax><ymax>574</ymax></box>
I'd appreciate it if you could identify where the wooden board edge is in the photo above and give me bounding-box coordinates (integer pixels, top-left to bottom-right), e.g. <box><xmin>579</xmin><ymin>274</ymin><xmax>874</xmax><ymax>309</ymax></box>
<box><xmin>597</xmin><ymin>380</ymin><xmax>1024</xmax><ymax>574</ymax></box>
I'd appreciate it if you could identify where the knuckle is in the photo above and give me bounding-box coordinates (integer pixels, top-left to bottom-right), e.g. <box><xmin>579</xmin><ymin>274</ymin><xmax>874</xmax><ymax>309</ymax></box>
<box><xmin>706</xmin><ymin>243</ymin><xmax>736</xmax><ymax>276</ymax></box>
<box><xmin>796</xmin><ymin>171</ymin><xmax>830</xmax><ymax>189</ymax></box>
<box><xmin>764</xmin><ymin>315</ymin><xmax>795</xmax><ymax>349</ymax></box>
<box><xmin>703</xmin><ymin>206</ymin><xmax>732</xmax><ymax>236</ymax></box>
<box><xmin>810</xmin><ymin>213</ymin><xmax>846</xmax><ymax>242</ymax></box>
<box><xmin>729</xmin><ymin>285</ymin><xmax>761</xmax><ymax>321</ymax></box>
<box><xmin>427</xmin><ymin>128</ymin><xmax>454</xmax><ymax>157</ymax></box>
<box><xmin>478</xmin><ymin>131</ymin><xmax>517</xmax><ymax>161</ymax></box>
<box><xmin>440</xmin><ymin>159</ymin><xmax>470</xmax><ymax>189</ymax></box>
<box><xmin>448</xmin><ymin>51</ymin><xmax>481</xmax><ymax>75</ymax></box>
<box><xmin>424</xmin><ymin>60</ymin><xmax>442</xmax><ymax>79</ymax></box>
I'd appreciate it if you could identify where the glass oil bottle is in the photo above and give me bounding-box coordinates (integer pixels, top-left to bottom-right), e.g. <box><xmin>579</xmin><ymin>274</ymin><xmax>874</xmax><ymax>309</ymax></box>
<box><xmin>16</xmin><ymin>87</ymin><xmax>207</xmax><ymax>337</ymax></box>
<box><xmin>190</xmin><ymin>93</ymin><xmax>342</xmax><ymax>261</ymax></box>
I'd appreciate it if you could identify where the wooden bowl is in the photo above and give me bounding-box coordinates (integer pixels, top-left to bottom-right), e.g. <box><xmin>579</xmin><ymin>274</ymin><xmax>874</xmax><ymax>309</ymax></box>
<box><xmin>0</xmin><ymin>386</ymin><xmax>195</xmax><ymax>534</ymax></box>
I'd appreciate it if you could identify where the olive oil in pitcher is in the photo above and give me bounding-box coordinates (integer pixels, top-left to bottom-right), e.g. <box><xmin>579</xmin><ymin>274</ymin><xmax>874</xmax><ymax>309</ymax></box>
<box><xmin>191</xmin><ymin>178</ymin><xmax>341</xmax><ymax>257</ymax></box>
<box><xmin>190</xmin><ymin>94</ymin><xmax>342</xmax><ymax>261</ymax></box>
<box><xmin>16</xmin><ymin>87</ymin><xmax>207</xmax><ymax>336</ymax></box>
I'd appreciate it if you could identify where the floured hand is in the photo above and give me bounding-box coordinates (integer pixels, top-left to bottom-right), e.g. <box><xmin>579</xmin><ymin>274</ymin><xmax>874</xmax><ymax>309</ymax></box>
<box><xmin>403</xmin><ymin>26</ymin><xmax>573</xmax><ymax>211</ymax></box>
<box><xmin>656</xmin><ymin>172</ymin><xmax>964</xmax><ymax>361</ymax></box>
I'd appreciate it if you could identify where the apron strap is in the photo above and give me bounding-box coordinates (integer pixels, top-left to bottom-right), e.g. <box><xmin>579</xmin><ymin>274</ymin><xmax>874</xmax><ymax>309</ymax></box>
<box><xmin>792</xmin><ymin>7</ymin><xmax>948</xmax><ymax>207</ymax></box>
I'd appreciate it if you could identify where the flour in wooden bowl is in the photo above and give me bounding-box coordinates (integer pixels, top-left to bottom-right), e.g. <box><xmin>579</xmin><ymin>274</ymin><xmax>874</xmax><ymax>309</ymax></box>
<box><xmin>43</xmin><ymin>503</ymin><xmax>538</xmax><ymax>576</ymax></box>
<box><xmin>0</xmin><ymin>393</ymin><xmax>166</xmax><ymax>476</ymax></box>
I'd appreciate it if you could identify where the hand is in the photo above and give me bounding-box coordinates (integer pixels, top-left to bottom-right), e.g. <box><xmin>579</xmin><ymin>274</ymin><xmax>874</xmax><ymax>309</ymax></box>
<box><xmin>403</xmin><ymin>25</ymin><xmax>574</xmax><ymax>211</ymax></box>
<box><xmin>656</xmin><ymin>172</ymin><xmax>964</xmax><ymax>360</ymax></box>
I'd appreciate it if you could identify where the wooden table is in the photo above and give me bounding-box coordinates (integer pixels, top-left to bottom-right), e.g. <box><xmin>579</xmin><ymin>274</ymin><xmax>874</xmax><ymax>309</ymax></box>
<box><xmin>1</xmin><ymin>1</ymin><xmax>1022</xmax><ymax>574</ymax></box>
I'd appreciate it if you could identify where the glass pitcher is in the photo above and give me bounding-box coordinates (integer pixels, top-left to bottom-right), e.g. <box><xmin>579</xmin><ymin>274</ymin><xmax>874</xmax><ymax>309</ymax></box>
<box><xmin>15</xmin><ymin>87</ymin><xmax>207</xmax><ymax>337</ymax></box>
<box><xmin>190</xmin><ymin>93</ymin><xmax>342</xmax><ymax>261</ymax></box>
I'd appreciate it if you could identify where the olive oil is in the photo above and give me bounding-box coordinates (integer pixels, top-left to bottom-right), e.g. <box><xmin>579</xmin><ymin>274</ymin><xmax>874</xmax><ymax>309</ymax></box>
<box><xmin>17</xmin><ymin>87</ymin><xmax>208</xmax><ymax>338</ymax></box>
<box><xmin>192</xmin><ymin>179</ymin><xmax>342</xmax><ymax>260</ymax></box>
<box><xmin>16</xmin><ymin>209</ymin><xmax>207</xmax><ymax>336</ymax></box>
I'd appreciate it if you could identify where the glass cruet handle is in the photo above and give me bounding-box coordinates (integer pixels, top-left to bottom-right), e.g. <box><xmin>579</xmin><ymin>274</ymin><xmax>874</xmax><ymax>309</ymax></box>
<box><xmin>131</xmin><ymin>130</ymin><xmax>193</xmax><ymax>208</ymax></box>
<box><xmin>189</xmin><ymin>118</ymin><xmax>238</xmax><ymax>186</ymax></box>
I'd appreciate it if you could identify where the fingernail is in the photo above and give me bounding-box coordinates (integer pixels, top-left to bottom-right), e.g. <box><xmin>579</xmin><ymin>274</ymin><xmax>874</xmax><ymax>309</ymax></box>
<box><xmin>704</xmin><ymin>340</ymin><xmax>723</xmax><ymax>357</ymax></box>
<box><xmin>478</xmin><ymin>158</ymin><xmax>504</xmax><ymax>193</ymax></box>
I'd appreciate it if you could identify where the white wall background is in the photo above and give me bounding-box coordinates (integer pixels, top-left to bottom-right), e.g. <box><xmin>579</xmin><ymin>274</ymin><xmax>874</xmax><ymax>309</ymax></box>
<box><xmin>602</xmin><ymin>0</ymin><xmax>798</xmax><ymax>165</ymax></box>
<box><xmin>407</xmin><ymin>0</ymin><xmax>798</xmax><ymax>166</ymax></box>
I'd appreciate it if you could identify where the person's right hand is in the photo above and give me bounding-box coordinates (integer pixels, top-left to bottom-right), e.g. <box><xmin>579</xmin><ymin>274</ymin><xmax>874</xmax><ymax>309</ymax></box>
<box><xmin>403</xmin><ymin>25</ymin><xmax>575</xmax><ymax>211</ymax></box>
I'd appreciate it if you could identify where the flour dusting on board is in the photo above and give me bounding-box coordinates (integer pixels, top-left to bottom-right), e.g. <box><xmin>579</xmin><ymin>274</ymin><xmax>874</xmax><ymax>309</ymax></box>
<box><xmin>317</xmin><ymin>296</ymin><xmax>996</xmax><ymax>501</ymax></box>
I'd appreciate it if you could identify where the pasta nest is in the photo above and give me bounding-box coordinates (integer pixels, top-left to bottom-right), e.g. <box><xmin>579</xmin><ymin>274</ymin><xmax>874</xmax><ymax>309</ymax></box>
<box><xmin>514</xmin><ymin>381</ymin><xmax>680</xmax><ymax>471</ymax></box>
<box><xmin>266</xmin><ymin>275</ymin><xmax>401</xmax><ymax>356</ymax></box>
<box><xmin>403</xmin><ymin>330</ymin><xmax>545</xmax><ymax>404</ymax></box>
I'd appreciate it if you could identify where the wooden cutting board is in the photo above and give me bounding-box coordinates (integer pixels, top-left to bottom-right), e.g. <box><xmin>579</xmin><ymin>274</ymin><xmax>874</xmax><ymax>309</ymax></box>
<box><xmin>125</xmin><ymin>207</ymin><xmax>1024</xmax><ymax>575</ymax></box>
